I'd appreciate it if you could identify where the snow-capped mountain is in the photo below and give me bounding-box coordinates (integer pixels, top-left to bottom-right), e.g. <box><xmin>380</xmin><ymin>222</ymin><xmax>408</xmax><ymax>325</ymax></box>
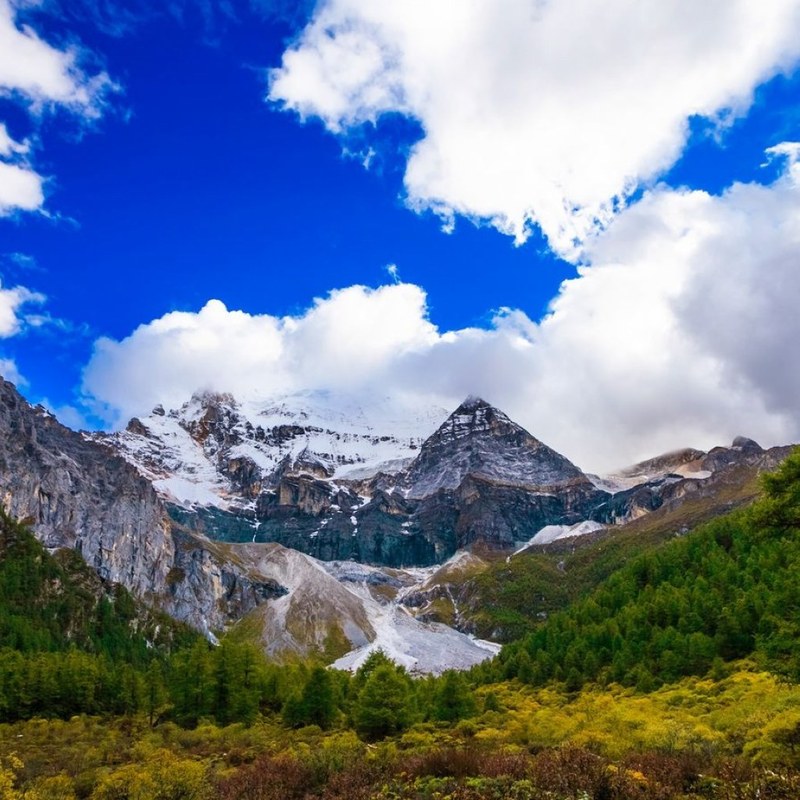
<box><xmin>99</xmin><ymin>390</ymin><xmax>797</xmax><ymax>571</ymax></box>
<box><xmin>100</xmin><ymin>389</ymin><xmax>448</xmax><ymax>511</ymax></box>
<box><xmin>99</xmin><ymin>394</ymin><xmax>614</xmax><ymax>566</ymax></box>
<box><xmin>0</xmin><ymin>377</ymin><xmax>496</xmax><ymax>670</ymax></box>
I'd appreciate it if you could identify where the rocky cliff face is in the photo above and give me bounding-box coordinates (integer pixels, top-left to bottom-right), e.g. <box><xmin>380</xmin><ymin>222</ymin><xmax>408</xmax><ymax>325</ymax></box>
<box><xmin>0</xmin><ymin>378</ymin><xmax>175</xmax><ymax>601</ymax></box>
<box><xmin>0</xmin><ymin>379</ymin><xmax>285</xmax><ymax>635</ymax></box>
<box><xmin>162</xmin><ymin>529</ymin><xmax>287</xmax><ymax>638</ymax></box>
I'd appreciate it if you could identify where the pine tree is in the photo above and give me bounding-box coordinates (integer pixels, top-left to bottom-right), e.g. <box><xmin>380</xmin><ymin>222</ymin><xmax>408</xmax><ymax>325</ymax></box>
<box><xmin>431</xmin><ymin>670</ymin><xmax>476</xmax><ymax>723</ymax></box>
<box><xmin>145</xmin><ymin>660</ymin><xmax>168</xmax><ymax>727</ymax></box>
<box><xmin>352</xmin><ymin>663</ymin><xmax>412</xmax><ymax>740</ymax></box>
<box><xmin>300</xmin><ymin>665</ymin><xmax>337</xmax><ymax>729</ymax></box>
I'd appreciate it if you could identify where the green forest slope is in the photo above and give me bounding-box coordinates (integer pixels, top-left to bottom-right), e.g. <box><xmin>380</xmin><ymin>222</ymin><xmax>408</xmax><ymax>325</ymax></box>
<box><xmin>460</xmin><ymin>458</ymin><xmax>767</xmax><ymax>640</ymax></box>
<box><xmin>485</xmin><ymin>449</ymin><xmax>800</xmax><ymax>690</ymax></box>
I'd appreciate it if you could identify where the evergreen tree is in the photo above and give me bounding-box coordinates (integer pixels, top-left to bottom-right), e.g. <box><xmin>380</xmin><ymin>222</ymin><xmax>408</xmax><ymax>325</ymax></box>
<box><xmin>145</xmin><ymin>660</ymin><xmax>168</xmax><ymax>727</ymax></box>
<box><xmin>282</xmin><ymin>665</ymin><xmax>337</xmax><ymax>729</ymax></box>
<box><xmin>352</xmin><ymin>663</ymin><xmax>413</xmax><ymax>740</ymax></box>
<box><xmin>431</xmin><ymin>670</ymin><xmax>476</xmax><ymax>723</ymax></box>
<box><xmin>483</xmin><ymin>691</ymin><xmax>501</xmax><ymax>713</ymax></box>
<box><xmin>302</xmin><ymin>665</ymin><xmax>337</xmax><ymax>729</ymax></box>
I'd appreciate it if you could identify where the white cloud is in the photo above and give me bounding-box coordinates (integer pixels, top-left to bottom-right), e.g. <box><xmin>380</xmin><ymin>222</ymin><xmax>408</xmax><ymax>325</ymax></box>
<box><xmin>0</xmin><ymin>281</ymin><xmax>45</xmax><ymax>337</ymax></box>
<box><xmin>0</xmin><ymin>0</ymin><xmax>113</xmax><ymax>216</ymax></box>
<box><xmin>0</xmin><ymin>282</ymin><xmax>36</xmax><ymax>387</ymax></box>
<box><xmin>269</xmin><ymin>0</ymin><xmax>800</xmax><ymax>256</ymax></box>
<box><xmin>0</xmin><ymin>121</ymin><xmax>43</xmax><ymax>214</ymax></box>
<box><xmin>0</xmin><ymin>0</ymin><xmax>110</xmax><ymax>114</ymax></box>
<box><xmin>0</xmin><ymin>122</ymin><xmax>28</xmax><ymax>156</ymax></box>
<box><xmin>499</xmin><ymin>170</ymin><xmax>800</xmax><ymax>469</ymax></box>
<box><xmin>0</xmin><ymin>158</ymin><xmax>44</xmax><ymax>213</ymax></box>
<box><xmin>81</xmin><ymin>156</ymin><xmax>800</xmax><ymax>471</ymax></box>
<box><xmin>765</xmin><ymin>140</ymin><xmax>800</xmax><ymax>182</ymax></box>
<box><xmin>82</xmin><ymin>284</ymin><xmax>438</xmax><ymax>424</ymax></box>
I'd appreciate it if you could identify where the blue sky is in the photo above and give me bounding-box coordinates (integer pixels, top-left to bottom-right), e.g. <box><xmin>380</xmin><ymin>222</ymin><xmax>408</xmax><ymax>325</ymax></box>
<box><xmin>1</xmin><ymin>1</ymin><xmax>572</xmax><ymax>405</ymax></box>
<box><xmin>2</xmin><ymin>0</ymin><xmax>800</xmax><ymax>469</ymax></box>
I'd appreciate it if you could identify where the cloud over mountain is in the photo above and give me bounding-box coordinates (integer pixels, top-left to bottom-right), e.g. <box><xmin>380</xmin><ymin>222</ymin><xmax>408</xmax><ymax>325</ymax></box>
<box><xmin>82</xmin><ymin>155</ymin><xmax>800</xmax><ymax>471</ymax></box>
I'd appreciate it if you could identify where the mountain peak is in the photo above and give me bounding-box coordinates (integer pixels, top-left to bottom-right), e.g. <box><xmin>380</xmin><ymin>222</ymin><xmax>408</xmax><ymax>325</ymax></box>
<box><xmin>434</xmin><ymin>397</ymin><xmax>515</xmax><ymax>444</ymax></box>
<box><xmin>187</xmin><ymin>389</ymin><xmax>237</xmax><ymax>410</ymax></box>
<box><xmin>731</xmin><ymin>435</ymin><xmax>762</xmax><ymax>453</ymax></box>
<box><xmin>404</xmin><ymin>398</ymin><xmax>591</xmax><ymax>499</ymax></box>
<box><xmin>457</xmin><ymin>395</ymin><xmax>491</xmax><ymax>412</ymax></box>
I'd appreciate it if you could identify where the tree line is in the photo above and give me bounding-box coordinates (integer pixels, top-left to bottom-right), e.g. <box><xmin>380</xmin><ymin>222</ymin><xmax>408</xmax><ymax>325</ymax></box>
<box><xmin>0</xmin><ymin>642</ymin><xmax>480</xmax><ymax>738</ymax></box>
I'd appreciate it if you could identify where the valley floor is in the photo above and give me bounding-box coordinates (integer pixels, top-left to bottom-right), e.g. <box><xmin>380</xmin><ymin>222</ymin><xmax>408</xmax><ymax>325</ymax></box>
<box><xmin>3</xmin><ymin>665</ymin><xmax>800</xmax><ymax>799</ymax></box>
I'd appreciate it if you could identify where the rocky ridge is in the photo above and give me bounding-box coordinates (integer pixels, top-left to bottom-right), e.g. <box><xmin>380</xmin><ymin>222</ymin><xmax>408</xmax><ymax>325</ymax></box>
<box><xmin>590</xmin><ymin>436</ymin><xmax>793</xmax><ymax>530</ymax></box>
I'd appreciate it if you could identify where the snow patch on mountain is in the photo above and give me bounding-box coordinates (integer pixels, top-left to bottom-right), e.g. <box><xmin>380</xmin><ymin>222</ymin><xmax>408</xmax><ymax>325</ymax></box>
<box><xmin>330</xmin><ymin>583</ymin><xmax>501</xmax><ymax>675</ymax></box>
<box><xmin>101</xmin><ymin>390</ymin><xmax>448</xmax><ymax>511</ymax></box>
<box><xmin>510</xmin><ymin>520</ymin><xmax>606</xmax><ymax>557</ymax></box>
<box><xmin>154</xmin><ymin>475</ymin><xmax>226</xmax><ymax>507</ymax></box>
<box><xmin>673</xmin><ymin>466</ymin><xmax>713</xmax><ymax>480</ymax></box>
<box><xmin>588</xmin><ymin>465</ymin><xmax>712</xmax><ymax>494</ymax></box>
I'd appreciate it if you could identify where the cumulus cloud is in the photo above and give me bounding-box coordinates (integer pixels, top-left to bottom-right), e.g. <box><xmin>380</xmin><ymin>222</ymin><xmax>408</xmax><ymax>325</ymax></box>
<box><xmin>81</xmin><ymin>156</ymin><xmax>800</xmax><ymax>471</ymax></box>
<box><xmin>269</xmin><ymin>0</ymin><xmax>800</xmax><ymax>256</ymax></box>
<box><xmin>0</xmin><ymin>159</ymin><xmax>44</xmax><ymax>214</ymax></box>
<box><xmin>503</xmin><ymin>172</ymin><xmax>800</xmax><ymax>469</ymax></box>
<box><xmin>82</xmin><ymin>284</ymin><xmax>439</xmax><ymax>424</ymax></box>
<box><xmin>0</xmin><ymin>0</ymin><xmax>113</xmax><ymax>215</ymax></box>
